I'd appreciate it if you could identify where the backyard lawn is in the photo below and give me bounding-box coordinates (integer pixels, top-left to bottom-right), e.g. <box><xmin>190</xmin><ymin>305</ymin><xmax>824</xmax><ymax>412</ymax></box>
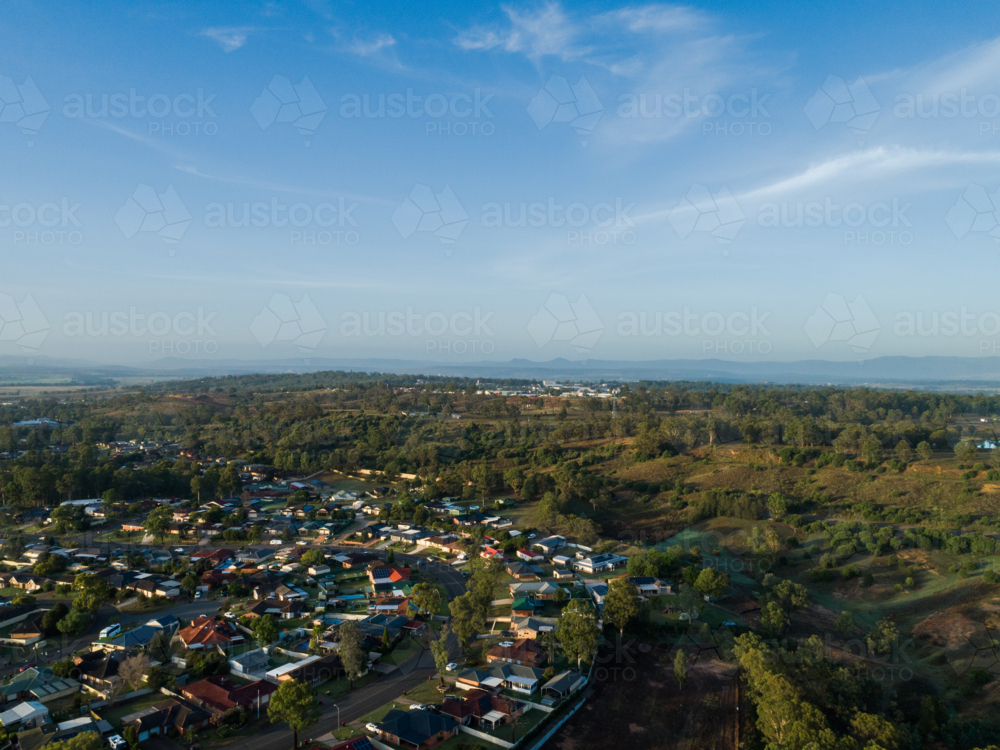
<box><xmin>101</xmin><ymin>692</ymin><xmax>167</xmax><ymax>728</ymax></box>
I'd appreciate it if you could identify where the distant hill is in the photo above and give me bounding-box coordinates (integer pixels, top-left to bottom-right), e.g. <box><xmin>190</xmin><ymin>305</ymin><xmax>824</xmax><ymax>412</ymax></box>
<box><xmin>3</xmin><ymin>354</ymin><xmax>1000</xmax><ymax>389</ymax></box>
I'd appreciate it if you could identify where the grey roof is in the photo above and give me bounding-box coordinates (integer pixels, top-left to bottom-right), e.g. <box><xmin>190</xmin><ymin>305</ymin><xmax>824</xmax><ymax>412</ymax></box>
<box><xmin>377</xmin><ymin>709</ymin><xmax>457</xmax><ymax>745</ymax></box>
<box><xmin>543</xmin><ymin>670</ymin><xmax>581</xmax><ymax>694</ymax></box>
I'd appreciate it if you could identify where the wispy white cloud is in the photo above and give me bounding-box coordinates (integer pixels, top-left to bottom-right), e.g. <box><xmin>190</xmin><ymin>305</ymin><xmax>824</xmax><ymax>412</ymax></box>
<box><xmin>172</xmin><ymin>164</ymin><xmax>391</xmax><ymax>204</ymax></box>
<box><xmin>199</xmin><ymin>26</ymin><xmax>255</xmax><ymax>52</ymax></box>
<box><xmin>743</xmin><ymin>146</ymin><xmax>1000</xmax><ymax>200</ymax></box>
<box><xmin>455</xmin><ymin>3</ymin><xmax>586</xmax><ymax>60</ymax></box>
<box><xmin>349</xmin><ymin>33</ymin><xmax>397</xmax><ymax>56</ymax></box>
<box><xmin>596</xmin><ymin>4</ymin><xmax>704</xmax><ymax>33</ymax></box>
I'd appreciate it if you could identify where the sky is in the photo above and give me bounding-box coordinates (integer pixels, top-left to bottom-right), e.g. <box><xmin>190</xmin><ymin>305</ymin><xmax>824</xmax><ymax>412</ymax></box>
<box><xmin>4</xmin><ymin>0</ymin><xmax>1000</xmax><ymax>368</ymax></box>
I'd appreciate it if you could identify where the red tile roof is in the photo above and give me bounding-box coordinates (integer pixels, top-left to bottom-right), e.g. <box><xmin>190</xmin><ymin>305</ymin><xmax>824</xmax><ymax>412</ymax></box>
<box><xmin>178</xmin><ymin>616</ymin><xmax>241</xmax><ymax>647</ymax></box>
<box><xmin>182</xmin><ymin>675</ymin><xmax>275</xmax><ymax>713</ymax></box>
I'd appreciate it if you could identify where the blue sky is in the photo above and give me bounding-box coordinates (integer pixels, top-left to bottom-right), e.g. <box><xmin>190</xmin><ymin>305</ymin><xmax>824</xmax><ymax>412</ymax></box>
<box><xmin>4</xmin><ymin>0</ymin><xmax>1000</xmax><ymax>367</ymax></box>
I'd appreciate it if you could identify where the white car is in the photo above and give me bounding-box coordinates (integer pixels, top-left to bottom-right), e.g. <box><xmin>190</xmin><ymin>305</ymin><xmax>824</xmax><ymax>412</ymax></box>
<box><xmin>408</xmin><ymin>703</ymin><xmax>426</xmax><ymax>711</ymax></box>
<box><xmin>296</xmin><ymin>540</ymin><xmax>308</xmax><ymax>546</ymax></box>
<box><xmin>108</xmin><ymin>735</ymin><xmax>127</xmax><ymax>750</ymax></box>
<box><xmin>224</xmin><ymin>612</ymin><xmax>236</xmax><ymax>619</ymax></box>
<box><xmin>446</xmin><ymin>662</ymin><xmax>459</xmax><ymax>672</ymax></box>
<box><xmin>365</xmin><ymin>723</ymin><xmax>379</xmax><ymax>734</ymax></box>
<box><xmin>270</xmin><ymin>539</ymin><xmax>282</xmax><ymax>545</ymax></box>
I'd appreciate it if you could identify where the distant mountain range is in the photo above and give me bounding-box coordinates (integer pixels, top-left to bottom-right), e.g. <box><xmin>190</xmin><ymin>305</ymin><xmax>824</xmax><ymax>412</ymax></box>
<box><xmin>3</xmin><ymin>354</ymin><xmax>1000</xmax><ymax>389</ymax></box>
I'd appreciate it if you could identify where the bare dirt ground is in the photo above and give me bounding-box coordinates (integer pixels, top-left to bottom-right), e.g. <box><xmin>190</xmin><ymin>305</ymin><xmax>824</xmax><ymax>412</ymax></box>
<box><xmin>548</xmin><ymin>645</ymin><xmax>739</xmax><ymax>750</ymax></box>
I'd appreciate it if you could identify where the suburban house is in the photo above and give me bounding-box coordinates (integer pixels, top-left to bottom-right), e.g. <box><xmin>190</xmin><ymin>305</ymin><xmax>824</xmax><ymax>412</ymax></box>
<box><xmin>532</xmin><ymin>536</ymin><xmax>566</xmax><ymax>555</ymax></box>
<box><xmin>3</xmin><ymin>573</ymin><xmax>49</xmax><ymax>592</ymax></box>
<box><xmin>486</xmin><ymin>638</ymin><xmax>545</xmax><ymax>667</ymax></box>
<box><xmin>574</xmin><ymin>553</ymin><xmax>627</xmax><ymax>574</ymax></box>
<box><xmin>7</xmin><ymin>613</ymin><xmax>45</xmax><ymax>645</ymax></box>
<box><xmin>122</xmin><ymin>698</ymin><xmax>210</xmax><ymax>741</ymax></box>
<box><xmin>189</xmin><ymin>548</ymin><xmax>235</xmax><ymax>566</ymax></box>
<box><xmin>178</xmin><ymin>616</ymin><xmax>244</xmax><ymax>650</ymax></box>
<box><xmin>274</xmin><ymin>584</ymin><xmax>309</xmax><ymax>602</ymax></box>
<box><xmin>542</xmin><ymin>671</ymin><xmax>584</xmax><ymax>704</ymax></box>
<box><xmin>509</xmin><ymin>616</ymin><xmax>557</xmax><ymax>640</ymax></box>
<box><xmin>510</xmin><ymin>598</ymin><xmax>539</xmax><ymax>618</ymax></box>
<box><xmin>551</xmin><ymin>555</ymin><xmax>573</xmax><ymax>567</ymax></box>
<box><xmin>181</xmin><ymin>676</ymin><xmax>276</xmax><ymax>716</ymax></box>
<box><xmin>0</xmin><ymin>668</ymin><xmax>80</xmax><ymax>705</ymax></box>
<box><xmin>440</xmin><ymin>689</ymin><xmax>525</xmax><ymax>730</ymax></box>
<box><xmin>264</xmin><ymin>654</ymin><xmax>343</xmax><ymax>686</ymax></box>
<box><xmin>589</xmin><ymin>584</ymin><xmax>608</xmax><ymax>608</ymax></box>
<box><xmin>516</xmin><ymin>549</ymin><xmax>544</xmax><ymax>563</ymax></box>
<box><xmin>456</xmin><ymin>664</ymin><xmax>544</xmax><ymax>694</ymax></box>
<box><xmin>372</xmin><ymin>597</ymin><xmax>412</xmax><ymax>616</ymax></box>
<box><xmin>73</xmin><ymin>651</ymin><xmax>122</xmax><ymax>693</ymax></box>
<box><xmin>509</xmin><ymin>581</ymin><xmax>561</xmax><ymax>600</ymax></box>
<box><xmin>627</xmin><ymin>576</ymin><xmax>672</xmax><ymax>596</ymax></box>
<box><xmin>245</xmin><ymin>598</ymin><xmax>306</xmax><ymax>620</ymax></box>
<box><xmin>228</xmin><ymin>649</ymin><xmax>270</xmax><ymax>677</ymax></box>
<box><xmin>368</xmin><ymin>564</ymin><xmax>411</xmax><ymax>585</ymax></box>
<box><xmin>375</xmin><ymin>708</ymin><xmax>458</xmax><ymax>750</ymax></box>
<box><xmin>0</xmin><ymin>700</ymin><xmax>49</xmax><ymax>729</ymax></box>
<box><xmin>505</xmin><ymin>562</ymin><xmax>539</xmax><ymax>581</ymax></box>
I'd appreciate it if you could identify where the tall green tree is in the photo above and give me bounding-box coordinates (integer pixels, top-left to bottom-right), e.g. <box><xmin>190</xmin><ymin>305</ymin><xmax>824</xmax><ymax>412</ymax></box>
<box><xmin>253</xmin><ymin>615</ymin><xmax>278</xmax><ymax>649</ymax></box>
<box><xmin>673</xmin><ymin>648</ymin><xmax>688</xmax><ymax>688</ymax></box>
<box><xmin>555</xmin><ymin>599</ymin><xmax>600</xmax><ymax>669</ymax></box>
<box><xmin>268</xmin><ymin>679</ymin><xmax>320</xmax><ymax>750</ymax></box>
<box><xmin>430</xmin><ymin>624</ymin><xmax>451</xmax><ymax>684</ymax></box>
<box><xmin>339</xmin><ymin>621</ymin><xmax>367</xmax><ymax>687</ymax></box>
<box><xmin>602</xmin><ymin>577</ymin><xmax>639</xmax><ymax>636</ymax></box>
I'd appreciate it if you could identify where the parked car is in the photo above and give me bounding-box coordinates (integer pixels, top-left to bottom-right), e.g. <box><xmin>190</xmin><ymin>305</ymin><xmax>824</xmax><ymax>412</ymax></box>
<box><xmin>408</xmin><ymin>703</ymin><xmax>426</xmax><ymax>711</ymax></box>
<box><xmin>365</xmin><ymin>724</ymin><xmax>379</xmax><ymax>734</ymax></box>
<box><xmin>269</xmin><ymin>539</ymin><xmax>282</xmax><ymax>545</ymax></box>
<box><xmin>224</xmin><ymin>612</ymin><xmax>236</xmax><ymax>619</ymax></box>
<box><xmin>446</xmin><ymin>662</ymin><xmax>459</xmax><ymax>671</ymax></box>
<box><xmin>195</xmin><ymin>591</ymin><xmax>202</xmax><ymax>599</ymax></box>
<box><xmin>108</xmin><ymin>735</ymin><xmax>127</xmax><ymax>750</ymax></box>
